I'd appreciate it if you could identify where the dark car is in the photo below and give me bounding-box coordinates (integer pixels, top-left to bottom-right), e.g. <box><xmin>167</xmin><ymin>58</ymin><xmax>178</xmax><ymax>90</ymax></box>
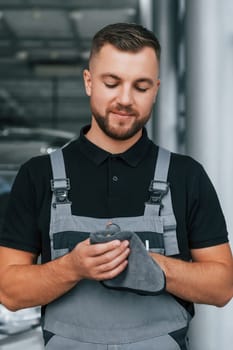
<box><xmin>0</xmin><ymin>126</ymin><xmax>76</xmax><ymax>349</ymax></box>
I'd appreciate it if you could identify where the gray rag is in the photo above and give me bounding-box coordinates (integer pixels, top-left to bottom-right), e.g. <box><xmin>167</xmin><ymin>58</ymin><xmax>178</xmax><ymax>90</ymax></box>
<box><xmin>90</xmin><ymin>224</ymin><xmax>166</xmax><ymax>295</ymax></box>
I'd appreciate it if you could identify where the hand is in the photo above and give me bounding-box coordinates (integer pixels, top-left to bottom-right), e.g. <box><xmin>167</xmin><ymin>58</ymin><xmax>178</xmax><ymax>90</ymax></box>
<box><xmin>69</xmin><ymin>238</ymin><xmax>130</xmax><ymax>281</ymax></box>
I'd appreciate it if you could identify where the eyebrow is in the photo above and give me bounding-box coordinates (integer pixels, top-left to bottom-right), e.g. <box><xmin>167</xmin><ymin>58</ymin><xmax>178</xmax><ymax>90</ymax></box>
<box><xmin>100</xmin><ymin>73</ymin><xmax>120</xmax><ymax>80</ymax></box>
<box><xmin>100</xmin><ymin>73</ymin><xmax>154</xmax><ymax>86</ymax></box>
<box><xmin>135</xmin><ymin>78</ymin><xmax>154</xmax><ymax>86</ymax></box>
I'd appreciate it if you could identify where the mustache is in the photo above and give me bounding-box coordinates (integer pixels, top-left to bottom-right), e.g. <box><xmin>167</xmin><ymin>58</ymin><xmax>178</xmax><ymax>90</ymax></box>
<box><xmin>108</xmin><ymin>104</ymin><xmax>139</xmax><ymax>116</ymax></box>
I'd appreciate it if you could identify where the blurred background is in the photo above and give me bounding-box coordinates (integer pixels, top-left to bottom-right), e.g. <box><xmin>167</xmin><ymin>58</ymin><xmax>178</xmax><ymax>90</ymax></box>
<box><xmin>0</xmin><ymin>0</ymin><xmax>232</xmax><ymax>349</ymax></box>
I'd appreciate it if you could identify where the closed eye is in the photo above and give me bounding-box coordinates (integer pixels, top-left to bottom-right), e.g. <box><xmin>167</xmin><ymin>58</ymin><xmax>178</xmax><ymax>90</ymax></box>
<box><xmin>104</xmin><ymin>83</ymin><xmax>118</xmax><ymax>88</ymax></box>
<box><xmin>135</xmin><ymin>86</ymin><xmax>149</xmax><ymax>92</ymax></box>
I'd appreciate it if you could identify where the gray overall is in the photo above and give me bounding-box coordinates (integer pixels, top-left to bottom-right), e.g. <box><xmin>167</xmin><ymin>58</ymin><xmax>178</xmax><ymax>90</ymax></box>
<box><xmin>43</xmin><ymin>147</ymin><xmax>191</xmax><ymax>349</ymax></box>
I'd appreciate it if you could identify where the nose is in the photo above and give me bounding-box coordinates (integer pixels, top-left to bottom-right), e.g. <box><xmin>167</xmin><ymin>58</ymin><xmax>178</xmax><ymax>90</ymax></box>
<box><xmin>116</xmin><ymin>86</ymin><xmax>133</xmax><ymax>106</ymax></box>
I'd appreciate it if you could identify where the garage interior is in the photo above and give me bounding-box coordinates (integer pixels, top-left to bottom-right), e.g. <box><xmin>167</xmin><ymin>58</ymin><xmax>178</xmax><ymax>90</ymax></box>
<box><xmin>0</xmin><ymin>1</ymin><xmax>233</xmax><ymax>350</ymax></box>
<box><xmin>0</xmin><ymin>0</ymin><xmax>142</xmax><ymax>133</ymax></box>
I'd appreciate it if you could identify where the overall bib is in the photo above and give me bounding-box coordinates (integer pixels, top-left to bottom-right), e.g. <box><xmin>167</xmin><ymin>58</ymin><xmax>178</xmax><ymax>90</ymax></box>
<box><xmin>43</xmin><ymin>147</ymin><xmax>191</xmax><ymax>349</ymax></box>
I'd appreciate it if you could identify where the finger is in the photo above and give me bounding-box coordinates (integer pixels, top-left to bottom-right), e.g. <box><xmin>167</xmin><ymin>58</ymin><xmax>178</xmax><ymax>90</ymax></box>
<box><xmin>99</xmin><ymin>260</ymin><xmax>129</xmax><ymax>281</ymax></box>
<box><xmin>97</xmin><ymin>247</ymin><xmax>130</xmax><ymax>273</ymax></box>
<box><xmin>104</xmin><ymin>242</ymin><xmax>130</xmax><ymax>265</ymax></box>
<box><xmin>88</xmin><ymin>239</ymin><xmax>125</xmax><ymax>257</ymax></box>
<box><xmin>93</xmin><ymin>241</ymin><xmax>130</xmax><ymax>265</ymax></box>
<box><xmin>76</xmin><ymin>238</ymin><xmax>90</xmax><ymax>248</ymax></box>
<box><xmin>74</xmin><ymin>239</ymin><xmax>120</xmax><ymax>257</ymax></box>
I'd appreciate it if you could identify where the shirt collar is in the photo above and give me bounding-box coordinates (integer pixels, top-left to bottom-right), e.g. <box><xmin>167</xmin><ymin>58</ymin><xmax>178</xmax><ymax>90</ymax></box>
<box><xmin>78</xmin><ymin>125</ymin><xmax>152</xmax><ymax>167</ymax></box>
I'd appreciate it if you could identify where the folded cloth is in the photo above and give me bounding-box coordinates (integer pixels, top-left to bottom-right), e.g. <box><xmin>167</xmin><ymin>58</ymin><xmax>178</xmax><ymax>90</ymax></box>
<box><xmin>90</xmin><ymin>224</ymin><xmax>166</xmax><ymax>295</ymax></box>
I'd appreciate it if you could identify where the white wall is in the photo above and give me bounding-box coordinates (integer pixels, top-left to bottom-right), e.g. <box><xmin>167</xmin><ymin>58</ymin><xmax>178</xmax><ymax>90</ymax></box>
<box><xmin>185</xmin><ymin>1</ymin><xmax>233</xmax><ymax>349</ymax></box>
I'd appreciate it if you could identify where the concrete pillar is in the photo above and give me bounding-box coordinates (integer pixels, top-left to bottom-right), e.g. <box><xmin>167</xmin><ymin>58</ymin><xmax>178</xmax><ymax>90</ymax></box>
<box><xmin>153</xmin><ymin>0</ymin><xmax>178</xmax><ymax>151</ymax></box>
<box><xmin>185</xmin><ymin>0</ymin><xmax>221</xmax><ymax>182</ymax></box>
<box><xmin>139</xmin><ymin>0</ymin><xmax>154</xmax><ymax>140</ymax></box>
<box><xmin>185</xmin><ymin>1</ymin><xmax>233</xmax><ymax>349</ymax></box>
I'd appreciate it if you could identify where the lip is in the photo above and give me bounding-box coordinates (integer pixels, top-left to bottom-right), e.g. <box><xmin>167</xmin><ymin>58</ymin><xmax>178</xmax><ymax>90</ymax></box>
<box><xmin>110</xmin><ymin>110</ymin><xmax>134</xmax><ymax>117</ymax></box>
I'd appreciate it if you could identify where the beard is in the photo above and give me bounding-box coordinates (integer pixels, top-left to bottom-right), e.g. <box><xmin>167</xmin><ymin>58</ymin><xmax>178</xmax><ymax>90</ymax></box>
<box><xmin>90</xmin><ymin>102</ymin><xmax>151</xmax><ymax>141</ymax></box>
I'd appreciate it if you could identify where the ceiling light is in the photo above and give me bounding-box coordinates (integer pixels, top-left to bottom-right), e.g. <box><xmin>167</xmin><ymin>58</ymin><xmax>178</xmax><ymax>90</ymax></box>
<box><xmin>32</xmin><ymin>9</ymin><xmax>42</xmax><ymax>20</ymax></box>
<box><xmin>70</xmin><ymin>11</ymin><xmax>83</xmax><ymax>20</ymax></box>
<box><xmin>50</xmin><ymin>51</ymin><xmax>60</xmax><ymax>59</ymax></box>
<box><xmin>16</xmin><ymin>51</ymin><xmax>28</xmax><ymax>61</ymax></box>
<box><xmin>127</xmin><ymin>8</ymin><xmax>137</xmax><ymax>16</ymax></box>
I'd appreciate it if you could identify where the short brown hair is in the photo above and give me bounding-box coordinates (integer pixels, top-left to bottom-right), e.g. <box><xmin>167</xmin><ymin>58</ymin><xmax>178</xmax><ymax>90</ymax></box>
<box><xmin>89</xmin><ymin>22</ymin><xmax>161</xmax><ymax>62</ymax></box>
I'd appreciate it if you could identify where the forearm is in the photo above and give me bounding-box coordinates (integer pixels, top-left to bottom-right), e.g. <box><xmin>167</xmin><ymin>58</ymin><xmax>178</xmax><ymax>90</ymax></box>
<box><xmin>151</xmin><ymin>252</ymin><xmax>233</xmax><ymax>307</ymax></box>
<box><xmin>0</xmin><ymin>239</ymin><xmax>129</xmax><ymax>311</ymax></box>
<box><xmin>0</xmin><ymin>253</ymin><xmax>79</xmax><ymax>311</ymax></box>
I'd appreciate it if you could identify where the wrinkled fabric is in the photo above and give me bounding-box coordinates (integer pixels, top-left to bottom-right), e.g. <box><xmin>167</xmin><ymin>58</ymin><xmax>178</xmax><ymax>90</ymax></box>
<box><xmin>90</xmin><ymin>224</ymin><xmax>166</xmax><ymax>295</ymax></box>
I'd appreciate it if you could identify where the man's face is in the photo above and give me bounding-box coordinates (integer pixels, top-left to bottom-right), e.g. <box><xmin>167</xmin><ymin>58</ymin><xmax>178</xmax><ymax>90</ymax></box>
<box><xmin>83</xmin><ymin>44</ymin><xmax>160</xmax><ymax>141</ymax></box>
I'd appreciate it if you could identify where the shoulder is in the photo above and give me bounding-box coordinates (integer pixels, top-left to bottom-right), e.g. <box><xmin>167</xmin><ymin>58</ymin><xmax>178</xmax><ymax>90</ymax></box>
<box><xmin>15</xmin><ymin>138</ymin><xmax>80</xmax><ymax>190</ymax></box>
<box><xmin>25</xmin><ymin>153</ymin><xmax>51</xmax><ymax>169</ymax></box>
<box><xmin>18</xmin><ymin>154</ymin><xmax>52</xmax><ymax>186</ymax></box>
<box><xmin>168</xmin><ymin>150</ymin><xmax>218</xmax><ymax>209</ymax></box>
<box><xmin>170</xmin><ymin>151</ymin><xmax>203</xmax><ymax>171</ymax></box>
<box><xmin>168</xmin><ymin>151</ymin><xmax>205</xmax><ymax>186</ymax></box>
<box><xmin>169</xmin><ymin>151</ymin><xmax>219</xmax><ymax>195</ymax></box>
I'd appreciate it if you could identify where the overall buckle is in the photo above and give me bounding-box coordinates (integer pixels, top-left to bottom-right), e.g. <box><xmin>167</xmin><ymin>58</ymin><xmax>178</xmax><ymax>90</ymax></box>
<box><xmin>147</xmin><ymin>180</ymin><xmax>169</xmax><ymax>206</ymax></box>
<box><xmin>51</xmin><ymin>178</ymin><xmax>71</xmax><ymax>207</ymax></box>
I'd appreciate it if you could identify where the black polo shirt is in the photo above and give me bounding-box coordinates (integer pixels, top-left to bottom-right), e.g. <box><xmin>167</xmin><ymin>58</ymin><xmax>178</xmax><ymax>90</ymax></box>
<box><xmin>1</xmin><ymin>126</ymin><xmax>228</xmax><ymax>263</ymax></box>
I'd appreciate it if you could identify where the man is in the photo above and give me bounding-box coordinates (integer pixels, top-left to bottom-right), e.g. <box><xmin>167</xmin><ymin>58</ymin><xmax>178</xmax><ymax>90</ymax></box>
<box><xmin>0</xmin><ymin>23</ymin><xmax>232</xmax><ymax>350</ymax></box>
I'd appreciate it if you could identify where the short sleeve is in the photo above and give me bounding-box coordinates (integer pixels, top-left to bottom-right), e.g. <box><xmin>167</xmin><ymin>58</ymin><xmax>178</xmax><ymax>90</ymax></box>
<box><xmin>187</xmin><ymin>164</ymin><xmax>228</xmax><ymax>249</ymax></box>
<box><xmin>0</xmin><ymin>162</ymin><xmax>41</xmax><ymax>254</ymax></box>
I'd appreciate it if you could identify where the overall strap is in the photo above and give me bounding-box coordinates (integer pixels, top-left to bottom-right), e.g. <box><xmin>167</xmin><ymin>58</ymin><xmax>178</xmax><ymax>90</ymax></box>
<box><xmin>144</xmin><ymin>147</ymin><xmax>179</xmax><ymax>256</ymax></box>
<box><xmin>50</xmin><ymin>148</ymin><xmax>72</xmax><ymax>217</ymax></box>
<box><xmin>154</xmin><ymin>147</ymin><xmax>170</xmax><ymax>182</ymax></box>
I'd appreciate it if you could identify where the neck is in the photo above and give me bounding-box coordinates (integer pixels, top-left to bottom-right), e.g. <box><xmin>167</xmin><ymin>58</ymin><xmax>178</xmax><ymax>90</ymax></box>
<box><xmin>85</xmin><ymin>121</ymin><xmax>142</xmax><ymax>154</ymax></box>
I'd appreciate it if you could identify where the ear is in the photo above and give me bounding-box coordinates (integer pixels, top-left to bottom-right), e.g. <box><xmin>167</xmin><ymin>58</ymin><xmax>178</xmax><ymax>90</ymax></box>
<box><xmin>156</xmin><ymin>78</ymin><xmax>161</xmax><ymax>91</ymax></box>
<box><xmin>83</xmin><ymin>69</ymin><xmax>92</xmax><ymax>96</ymax></box>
